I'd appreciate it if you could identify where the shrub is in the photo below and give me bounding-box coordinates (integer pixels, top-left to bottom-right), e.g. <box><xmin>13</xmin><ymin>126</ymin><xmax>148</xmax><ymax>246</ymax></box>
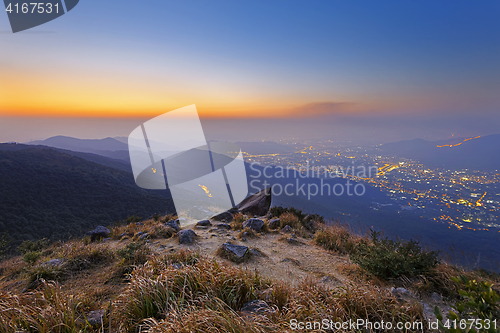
<box><xmin>231</xmin><ymin>213</ymin><xmax>246</xmax><ymax>231</ymax></box>
<box><xmin>270</xmin><ymin>206</ymin><xmax>306</xmax><ymax>221</ymax></box>
<box><xmin>22</xmin><ymin>251</ymin><xmax>42</xmax><ymax>265</ymax></box>
<box><xmin>350</xmin><ymin>230</ymin><xmax>440</xmax><ymax>279</ymax></box>
<box><xmin>18</xmin><ymin>238</ymin><xmax>50</xmax><ymax>255</ymax></box>
<box><xmin>435</xmin><ymin>276</ymin><xmax>500</xmax><ymax>333</ymax></box>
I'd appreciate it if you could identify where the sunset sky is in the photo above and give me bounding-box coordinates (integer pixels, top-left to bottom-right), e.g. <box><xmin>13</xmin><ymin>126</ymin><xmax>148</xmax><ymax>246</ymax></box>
<box><xmin>1</xmin><ymin>0</ymin><xmax>499</xmax><ymax>142</ymax></box>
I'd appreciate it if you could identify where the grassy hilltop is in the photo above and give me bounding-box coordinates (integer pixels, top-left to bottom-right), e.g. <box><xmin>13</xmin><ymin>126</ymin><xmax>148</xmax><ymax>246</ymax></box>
<box><xmin>0</xmin><ymin>208</ymin><xmax>498</xmax><ymax>332</ymax></box>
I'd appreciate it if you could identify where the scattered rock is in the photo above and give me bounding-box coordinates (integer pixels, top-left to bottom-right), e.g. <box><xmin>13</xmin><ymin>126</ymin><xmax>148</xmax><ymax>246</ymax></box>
<box><xmin>283</xmin><ymin>237</ymin><xmax>304</xmax><ymax>246</ymax></box>
<box><xmin>86</xmin><ymin>309</ymin><xmax>105</xmax><ymax>327</ymax></box>
<box><xmin>218</xmin><ymin>242</ymin><xmax>251</xmax><ymax>263</ymax></box>
<box><xmin>431</xmin><ymin>292</ymin><xmax>442</xmax><ymax>303</ymax></box>
<box><xmin>178</xmin><ymin>229</ymin><xmax>197</xmax><ymax>244</ymax></box>
<box><xmin>268</xmin><ymin>218</ymin><xmax>281</xmax><ymax>230</ymax></box>
<box><xmin>139</xmin><ymin>233</ymin><xmax>149</xmax><ymax>240</ymax></box>
<box><xmin>237</xmin><ymin>187</ymin><xmax>272</xmax><ymax>217</ymax></box>
<box><xmin>240</xmin><ymin>300</ymin><xmax>271</xmax><ymax>315</ymax></box>
<box><xmin>87</xmin><ymin>226</ymin><xmax>110</xmax><ymax>242</ymax></box>
<box><xmin>165</xmin><ymin>219</ymin><xmax>181</xmax><ymax>232</ymax></box>
<box><xmin>281</xmin><ymin>225</ymin><xmax>292</xmax><ymax>233</ymax></box>
<box><xmin>242</xmin><ymin>218</ymin><xmax>265</xmax><ymax>232</ymax></box>
<box><xmin>196</xmin><ymin>219</ymin><xmax>212</xmax><ymax>227</ymax></box>
<box><xmin>216</xmin><ymin>223</ymin><xmax>232</xmax><ymax>230</ymax></box>
<box><xmin>101</xmin><ymin>238</ymin><xmax>111</xmax><ymax>243</ymax></box>
<box><xmin>42</xmin><ymin>259</ymin><xmax>64</xmax><ymax>267</ymax></box>
<box><xmin>212</xmin><ymin>211</ymin><xmax>234</xmax><ymax>222</ymax></box>
<box><xmin>194</xmin><ymin>226</ymin><xmax>208</xmax><ymax>230</ymax></box>
<box><xmin>390</xmin><ymin>287</ymin><xmax>412</xmax><ymax>302</ymax></box>
<box><xmin>135</xmin><ymin>222</ymin><xmax>144</xmax><ymax>226</ymax></box>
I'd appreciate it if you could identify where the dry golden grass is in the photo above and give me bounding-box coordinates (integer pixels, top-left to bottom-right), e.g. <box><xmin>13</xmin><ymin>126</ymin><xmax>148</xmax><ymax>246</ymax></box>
<box><xmin>0</xmin><ymin>213</ymin><xmax>497</xmax><ymax>333</ymax></box>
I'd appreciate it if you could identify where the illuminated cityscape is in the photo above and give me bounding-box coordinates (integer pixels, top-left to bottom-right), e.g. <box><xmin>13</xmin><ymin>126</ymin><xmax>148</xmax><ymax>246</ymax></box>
<box><xmin>243</xmin><ymin>140</ymin><xmax>500</xmax><ymax>233</ymax></box>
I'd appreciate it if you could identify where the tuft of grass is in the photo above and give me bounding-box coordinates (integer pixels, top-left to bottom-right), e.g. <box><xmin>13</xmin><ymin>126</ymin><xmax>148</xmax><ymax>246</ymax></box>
<box><xmin>0</xmin><ymin>281</ymin><xmax>89</xmax><ymax>332</ymax></box>
<box><xmin>116</xmin><ymin>257</ymin><xmax>269</xmax><ymax>332</ymax></box>
<box><xmin>237</xmin><ymin>227</ymin><xmax>258</xmax><ymax>240</ymax></box>
<box><xmin>314</xmin><ymin>223</ymin><xmax>365</xmax><ymax>255</ymax></box>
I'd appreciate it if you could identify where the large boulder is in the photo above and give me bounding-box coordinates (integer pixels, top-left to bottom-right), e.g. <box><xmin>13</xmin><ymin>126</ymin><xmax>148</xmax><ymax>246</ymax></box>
<box><xmin>242</xmin><ymin>218</ymin><xmax>265</xmax><ymax>232</ymax></box>
<box><xmin>178</xmin><ymin>229</ymin><xmax>197</xmax><ymax>244</ymax></box>
<box><xmin>237</xmin><ymin>187</ymin><xmax>271</xmax><ymax>217</ymax></box>
<box><xmin>211</xmin><ymin>211</ymin><xmax>234</xmax><ymax>222</ymax></box>
<box><xmin>87</xmin><ymin>226</ymin><xmax>110</xmax><ymax>241</ymax></box>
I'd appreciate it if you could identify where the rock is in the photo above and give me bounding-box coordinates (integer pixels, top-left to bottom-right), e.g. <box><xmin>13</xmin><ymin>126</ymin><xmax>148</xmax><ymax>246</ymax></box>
<box><xmin>391</xmin><ymin>287</ymin><xmax>411</xmax><ymax>296</ymax></box>
<box><xmin>194</xmin><ymin>226</ymin><xmax>208</xmax><ymax>230</ymax></box>
<box><xmin>284</xmin><ymin>237</ymin><xmax>304</xmax><ymax>246</ymax></box>
<box><xmin>242</xmin><ymin>218</ymin><xmax>265</xmax><ymax>232</ymax></box>
<box><xmin>212</xmin><ymin>211</ymin><xmax>234</xmax><ymax>222</ymax></box>
<box><xmin>240</xmin><ymin>300</ymin><xmax>271</xmax><ymax>315</ymax></box>
<box><xmin>135</xmin><ymin>222</ymin><xmax>144</xmax><ymax>226</ymax></box>
<box><xmin>85</xmin><ymin>309</ymin><xmax>105</xmax><ymax>327</ymax></box>
<box><xmin>118</xmin><ymin>232</ymin><xmax>127</xmax><ymax>238</ymax></box>
<box><xmin>219</xmin><ymin>242</ymin><xmax>250</xmax><ymax>263</ymax></box>
<box><xmin>250</xmin><ymin>248</ymin><xmax>267</xmax><ymax>257</ymax></box>
<box><xmin>101</xmin><ymin>238</ymin><xmax>111</xmax><ymax>243</ymax></box>
<box><xmin>268</xmin><ymin>218</ymin><xmax>281</xmax><ymax>230</ymax></box>
<box><xmin>165</xmin><ymin>219</ymin><xmax>180</xmax><ymax>232</ymax></box>
<box><xmin>237</xmin><ymin>187</ymin><xmax>272</xmax><ymax>217</ymax></box>
<box><xmin>139</xmin><ymin>233</ymin><xmax>149</xmax><ymax>240</ymax></box>
<box><xmin>281</xmin><ymin>225</ymin><xmax>292</xmax><ymax>233</ymax></box>
<box><xmin>178</xmin><ymin>229</ymin><xmax>197</xmax><ymax>244</ymax></box>
<box><xmin>42</xmin><ymin>259</ymin><xmax>64</xmax><ymax>267</ymax></box>
<box><xmin>196</xmin><ymin>219</ymin><xmax>212</xmax><ymax>227</ymax></box>
<box><xmin>216</xmin><ymin>223</ymin><xmax>232</xmax><ymax>230</ymax></box>
<box><xmin>172</xmin><ymin>263</ymin><xmax>183</xmax><ymax>270</ymax></box>
<box><xmin>431</xmin><ymin>292</ymin><xmax>442</xmax><ymax>303</ymax></box>
<box><xmin>87</xmin><ymin>226</ymin><xmax>110</xmax><ymax>242</ymax></box>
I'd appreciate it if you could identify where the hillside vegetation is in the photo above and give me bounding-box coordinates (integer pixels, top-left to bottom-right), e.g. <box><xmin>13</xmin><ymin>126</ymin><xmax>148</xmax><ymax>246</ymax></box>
<box><xmin>0</xmin><ymin>145</ymin><xmax>175</xmax><ymax>250</ymax></box>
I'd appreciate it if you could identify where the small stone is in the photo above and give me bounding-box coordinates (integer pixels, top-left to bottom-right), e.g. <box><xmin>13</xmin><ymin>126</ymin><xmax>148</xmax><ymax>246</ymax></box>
<box><xmin>135</xmin><ymin>222</ymin><xmax>144</xmax><ymax>226</ymax></box>
<box><xmin>178</xmin><ymin>229</ymin><xmax>197</xmax><ymax>244</ymax></box>
<box><xmin>281</xmin><ymin>225</ymin><xmax>292</xmax><ymax>233</ymax></box>
<box><xmin>165</xmin><ymin>219</ymin><xmax>181</xmax><ymax>232</ymax></box>
<box><xmin>85</xmin><ymin>309</ymin><xmax>105</xmax><ymax>327</ymax></box>
<box><xmin>216</xmin><ymin>223</ymin><xmax>231</xmax><ymax>230</ymax></box>
<box><xmin>242</xmin><ymin>218</ymin><xmax>265</xmax><ymax>232</ymax></box>
<box><xmin>240</xmin><ymin>300</ymin><xmax>270</xmax><ymax>315</ymax></box>
<box><xmin>431</xmin><ymin>292</ymin><xmax>442</xmax><ymax>303</ymax></box>
<box><xmin>196</xmin><ymin>219</ymin><xmax>212</xmax><ymax>227</ymax></box>
<box><xmin>139</xmin><ymin>233</ymin><xmax>149</xmax><ymax>240</ymax></box>
<box><xmin>268</xmin><ymin>218</ymin><xmax>281</xmax><ymax>229</ymax></box>
<box><xmin>212</xmin><ymin>211</ymin><xmax>234</xmax><ymax>222</ymax></box>
<box><xmin>219</xmin><ymin>242</ymin><xmax>250</xmax><ymax>263</ymax></box>
<box><xmin>42</xmin><ymin>259</ymin><xmax>63</xmax><ymax>267</ymax></box>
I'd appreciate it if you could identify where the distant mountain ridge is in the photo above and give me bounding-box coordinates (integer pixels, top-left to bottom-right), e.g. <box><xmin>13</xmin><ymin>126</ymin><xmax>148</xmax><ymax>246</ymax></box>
<box><xmin>379</xmin><ymin>134</ymin><xmax>500</xmax><ymax>171</ymax></box>
<box><xmin>27</xmin><ymin>136</ymin><xmax>130</xmax><ymax>162</ymax></box>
